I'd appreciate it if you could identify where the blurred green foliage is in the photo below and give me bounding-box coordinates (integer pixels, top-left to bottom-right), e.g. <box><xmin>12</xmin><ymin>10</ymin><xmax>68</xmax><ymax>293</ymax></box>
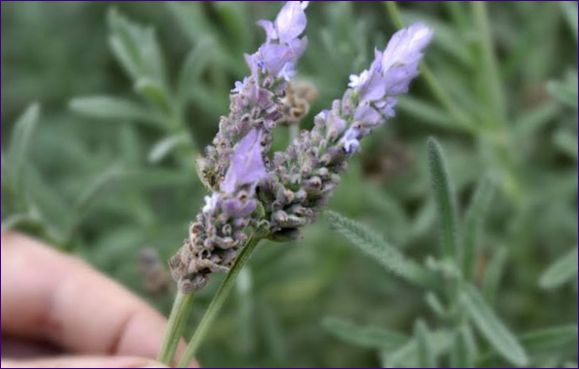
<box><xmin>2</xmin><ymin>2</ymin><xmax>577</xmax><ymax>367</ymax></box>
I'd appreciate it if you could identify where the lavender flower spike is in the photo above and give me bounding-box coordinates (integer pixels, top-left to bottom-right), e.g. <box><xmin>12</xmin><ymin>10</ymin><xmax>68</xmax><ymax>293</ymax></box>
<box><xmin>198</xmin><ymin>1</ymin><xmax>309</xmax><ymax>192</ymax></box>
<box><xmin>171</xmin><ymin>129</ymin><xmax>269</xmax><ymax>292</ymax></box>
<box><xmin>262</xmin><ymin>23</ymin><xmax>432</xmax><ymax>239</ymax></box>
<box><xmin>255</xmin><ymin>1</ymin><xmax>309</xmax><ymax>80</ymax></box>
<box><xmin>342</xmin><ymin>23</ymin><xmax>433</xmax><ymax>152</ymax></box>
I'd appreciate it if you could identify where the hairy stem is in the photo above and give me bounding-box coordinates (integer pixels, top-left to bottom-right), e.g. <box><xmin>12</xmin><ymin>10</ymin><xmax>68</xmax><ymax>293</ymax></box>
<box><xmin>177</xmin><ymin>236</ymin><xmax>262</xmax><ymax>367</ymax></box>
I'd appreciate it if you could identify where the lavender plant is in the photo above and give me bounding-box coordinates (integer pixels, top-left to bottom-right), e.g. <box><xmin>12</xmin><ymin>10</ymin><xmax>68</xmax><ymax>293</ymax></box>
<box><xmin>159</xmin><ymin>2</ymin><xmax>433</xmax><ymax>366</ymax></box>
<box><xmin>3</xmin><ymin>2</ymin><xmax>577</xmax><ymax>368</ymax></box>
<box><xmin>325</xmin><ymin>138</ymin><xmax>577</xmax><ymax>367</ymax></box>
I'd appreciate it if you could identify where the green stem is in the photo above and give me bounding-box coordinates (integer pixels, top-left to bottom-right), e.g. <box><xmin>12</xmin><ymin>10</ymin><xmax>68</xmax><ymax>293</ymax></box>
<box><xmin>157</xmin><ymin>291</ymin><xmax>195</xmax><ymax>365</ymax></box>
<box><xmin>177</xmin><ymin>236</ymin><xmax>262</xmax><ymax>367</ymax></box>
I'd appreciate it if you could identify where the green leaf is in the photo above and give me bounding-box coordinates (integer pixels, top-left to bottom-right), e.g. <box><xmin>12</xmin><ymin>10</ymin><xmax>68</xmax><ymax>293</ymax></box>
<box><xmin>414</xmin><ymin>320</ymin><xmax>435</xmax><ymax>367</ymax></box>
<box><xmin>322</xmin><ymin>317</ymin><xmax>407</xmax><ymax>351</ymax></box>
<box><xmin>148</xmin><ymin>133</ymin><xmax>190</xmax><ymax>164</ymax></box>
<box><xmin>462</xmin><ymin>178</ymin><xmax>495</xmax><ymax>279</ymax></box>
<box><xmin>425</xmin><ymin>292</ymin><xmax>447</xmax><ymax>318</ymax></box>
<box><xmin>213</xmin><ymin>2</ymin><xmax>252</xmax><ymax>54</ymax></box>
<box><xmin>397</xmin><ymin>96</ymin><xmax>458</xmax><ymax>130</ymax></box>
<box><xmin>427</xmin><ymin>137</ymin><xmax>458</xmax><ymax>262</ymax></box>
<box><xmin>540</xmin><ymin>247</ymin><xmax>578</xmax><ymax>289</ymax></box>
<box><xmin>460</xmin><ymin>283</ymin><xmax>528</xmax><ymax>366</ymax></box>
<box><xmin>547</xmin><ymin>71</ymin><xmax>578</xmax><ymax>108</ymax></box>
<box><xmin>552</xmin><ymin>129</ymin><xmax>578</xmax><ymax>160</ymax></box>
<box><xmin>482</xmin><ymin>246</ymin><xmax>508</xmax><ymax>303</ymax></box>
<box><xmin>325</xmin><ymin>211</ymin><xmax>433</xmax><ymax>287</ymax></box>
<box><xmin>521</xmin><ymin>325</ymin><xmax>578</xmax><ymax>355</ymax></box>
<box><xmin>134</xmin><ymin>78</ymin><xmax>172</xmax><ymax>114</ymax></box>
<box><xmin>6</xmin><ymin>103</ymin><xmax>40</xmax><ymax>196</ymax></box>
<box><xmin>450</xmin><ymin>324</ymin><xmax>477</xmax><ymax>367</ymax></box>
<box><xmin>69</xmin><ymin>96</ymin><xmax>162</xmax><ymax>127</ymax></box>
<box><xmin>513</xmin><ymin>101</ymin><xmax>560</xmax><ymax>139</ymax></box>
<box><xmin>177</xmin><ymin>38</ymin><xmax>214</xmax><ymax>103</ymax></box>
<box><xmin>108</xmin><ymin>9</ymin><xmax>166</xmax><ymax>84</ymax></box>
<box><xmin>561</xmin><ymin>2</ymin><xmax>578</xmax><ymax>42</ymax></box>
<box><xmin>65</xmin><ymin>165</ymin><xmax>125</xmax><ymax>241</ymax></box>
<box><xmin>166</xmin><ymin>2</ymin><xmax>242</xmax><ymax>76</ymax></box>
<box><xmin>385</xmin><ymin>329</ymin><xmax>453</xmax><ymax>367</ymax></box>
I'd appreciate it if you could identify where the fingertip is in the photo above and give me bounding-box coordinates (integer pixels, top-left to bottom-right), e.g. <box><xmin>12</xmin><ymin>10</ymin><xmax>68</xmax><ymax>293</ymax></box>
<box><xmin>1</xmin><ymin>355</ymin><xmax>168</xmax><ymax>368</ymax></box>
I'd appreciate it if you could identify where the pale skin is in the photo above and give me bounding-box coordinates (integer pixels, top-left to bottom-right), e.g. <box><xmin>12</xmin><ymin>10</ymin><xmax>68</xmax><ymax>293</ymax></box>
<box><xmin>1</xmin><ymin>232</ymin><xmax>195</xmax><ymax>368</ymax></box>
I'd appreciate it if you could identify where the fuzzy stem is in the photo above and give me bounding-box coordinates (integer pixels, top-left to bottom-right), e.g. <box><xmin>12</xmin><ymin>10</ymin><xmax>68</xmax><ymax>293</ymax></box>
<box><xmin>157</xmin><ymin>291</ymin><xmax>195</xmax><ymax>365</ymax></box>
<box><xmin>177</xmin><ymin>236</ymin><xmax>262</xmax><ymax>367</ymax></box>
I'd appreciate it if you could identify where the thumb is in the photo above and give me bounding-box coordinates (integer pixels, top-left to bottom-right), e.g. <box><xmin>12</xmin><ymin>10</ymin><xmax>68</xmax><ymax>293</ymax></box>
<box><xmin>1</xmin><ymin>355</ymin><xmax>167</xmax><ymax>368</ymax></box>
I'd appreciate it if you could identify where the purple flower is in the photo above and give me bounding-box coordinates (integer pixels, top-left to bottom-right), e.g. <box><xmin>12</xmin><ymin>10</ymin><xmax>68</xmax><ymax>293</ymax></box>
<box><xmin>349</xmin><ymin>23</ymin><xmax>432</xmax><ymax>102</ymax></box>
<box><xmin>221</xmin><ymin>196</ymin><xmax>257</xmax><ymax>218</ymax></box>
<box><xmin>221</xmin><ymin>129</ymin><xmax>267</xmax><ymax>194</ymax></box>
<box><xmin>257</xmin><ymin>1</ymin><xmax>309</xmax><ymax>43</ymax></box>
<box><xmin>340</xmin><ymin>126</ymin><xmax>361</xmax><ymax>153</ymax></box>
<box><xmin>249</xmin><ymin>1</ymin><xmax>309</xmax><ymax>80</ymax></box>
<box><xmin>202</xmin><ymin>193</ymin><xmax>219</xmax><ymax>214</ymax></box>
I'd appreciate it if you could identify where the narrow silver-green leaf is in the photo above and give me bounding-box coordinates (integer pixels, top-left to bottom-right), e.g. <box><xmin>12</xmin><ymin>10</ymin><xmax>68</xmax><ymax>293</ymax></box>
<box><xmin>69</xmin><ymin>96</ymin><xmax>161</xmax><ymax>127</ymax></box>
<box><xmin>6</xmin><ymin>103</ymin><xmax>40</xmax><ymax>193</ymax></box>
<box><xmin>552</xmin><ymin>129</ymin><xmax>578</xmax><ymax>160</ymax></box>
<box><xmin>547</xmin><ymin>71</ymin><xmax>578</xmax><ymax>108</ymax></box>
<box><xmin>148</xmin><ymin>133</ymin><xmax>190</xmax><ymax>164</ymax></box>
<box><xmin>65</xmin><ymin>165</ymin><xmax>125</xmax><ymax>241</ymax></box>
<box><xmin>513</xmin><ymin>101</ymin><xmax>559</xmax><ymax>139</ymax></box>
<box><xmin>561</xmin><ymin>2</ymin><xmax>578</xmax><ymax>42</ymax></box>
<box><xmin>521</xmin><ymin>325</ymin><xmax>578</xmax><ymax>354</ymax></box>
<box><xmin>322</xmin><ymin>317</ymin><xmax>407</xmax><ymax>351</ymax></box>
<box><xmin>461</xmin><ymin>283</ymin><xmax>528</xmax><ymax>366</ymax></box>
<box><xmin>540</xmin><ymin>247</ymin><xmax>578</xmax><ymax>289</ymax></box>
<box><xmin>462</xmin><ymin>178</ymin><xmax>495</xmax><ymax>279</ymax></box>
<box><xmin>414</xmin><ymin>320</ymin><xmax>435</xmax><ymax>367</ymax></box>
<box><xmin>177</xmin><ymin>38</ymin><xmax>213</xmax><ymax>102</ymax></box>
<box><xmin>424</xmin><ymin>292</ymin><xmax>447</xmax><ymax>318</ymax></box>
<box><xmin>108</xmin><ymin>9</ymin><xmax>166</xmax><ymax>84</ymax></box>
<box><xmin>325</xmin><ymin>210</ymin><xmax>432</xmax><ymax>287</ymax></box>
<box><xmin>450</xmin><ymin>324</ymin><xmax>477</xmax><ymax>367</ymax></box>
<box><xmin>386</xmin><ymin>329</ymin><xmax>453</xmax><ymax>367</ymax></box>
<box><xmin>134</xmin><ymin>78</ymin><xmax>172</xmax><ymax>115</ymax></box>
<box><xmin>482</xmin><ymin>246</ymin><xmax>508</xmax><ymax>303</ymax></box>
<box><xmin>397</xmin><ymin>96</ymin><xmax>458</xmax><ymax>130</ymax></box>
<box><xmin>427</xmin><ymin>137</ymin><xmax>459</xmax><ymax>262</ymax></box>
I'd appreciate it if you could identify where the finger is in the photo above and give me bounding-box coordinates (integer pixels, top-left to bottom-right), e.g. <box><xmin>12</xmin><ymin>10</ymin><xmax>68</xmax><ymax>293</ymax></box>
<box><xmin>1</xmin><ymin>355</ymin><xmax>166</xmax><ymax>368</ymax></box>
<box><xmin>1</xmin><ymin>232</ymin><xmax>188</xmax><ymax>361</ymax></box>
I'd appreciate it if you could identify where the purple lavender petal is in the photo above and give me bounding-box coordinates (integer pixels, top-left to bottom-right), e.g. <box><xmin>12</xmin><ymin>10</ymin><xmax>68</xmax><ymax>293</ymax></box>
<box><xmin>275</xmin><ymin>1</ymin><xmax>309</xmax><ymax>43</ymax></box>
<box><xmin>221</xmin><ymin>129</ymin><xmax>267</xmax><ymax>193</ymax></box>
<box><xmin>256</xmin><ymin>19</ymin><xmax>276</xmax><ymax>41</ymax></box>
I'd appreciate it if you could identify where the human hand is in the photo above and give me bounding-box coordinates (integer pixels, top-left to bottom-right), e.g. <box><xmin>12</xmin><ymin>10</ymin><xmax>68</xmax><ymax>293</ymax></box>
<box><xmin>1</xmin><ymin>232</ymin><xmax>194</xmax><ymax>368</ymax></box>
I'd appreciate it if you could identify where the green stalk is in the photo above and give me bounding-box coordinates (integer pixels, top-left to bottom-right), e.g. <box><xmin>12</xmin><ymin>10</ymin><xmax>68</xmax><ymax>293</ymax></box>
<box><xmin>157</xmin><ymin>291</ymin><xmax>195</xmax><ymax>364</ymax></box>
<box><xmin>177</xmin><ymin>236</ymin><xmax>262</xmax><ymax>367</ymax></box>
